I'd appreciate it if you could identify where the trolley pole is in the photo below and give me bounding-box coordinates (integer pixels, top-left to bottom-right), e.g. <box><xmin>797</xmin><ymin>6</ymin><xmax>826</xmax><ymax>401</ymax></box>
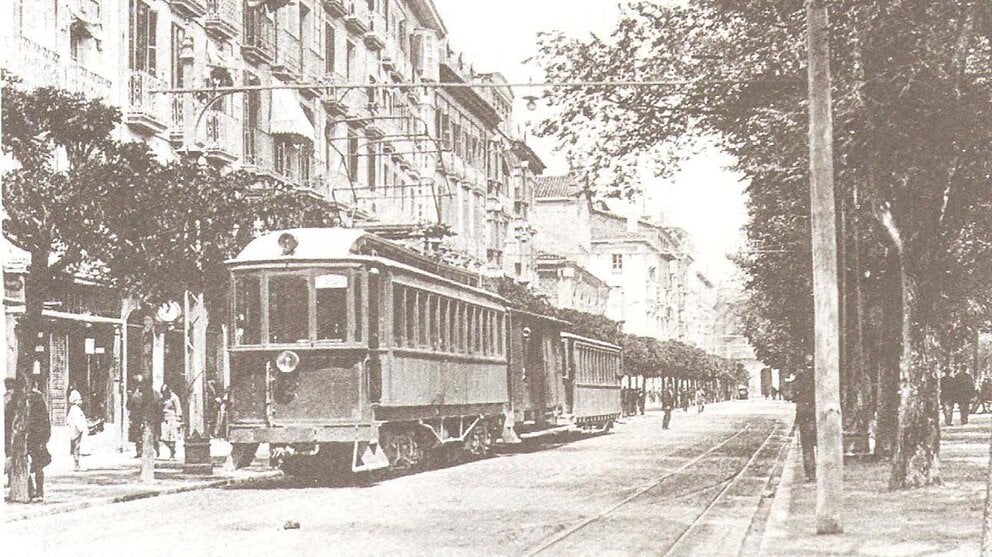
<box><xmin>806</xmin><ymin>0</ymin><xmax>844</xmax><ymax>535</ymax></box>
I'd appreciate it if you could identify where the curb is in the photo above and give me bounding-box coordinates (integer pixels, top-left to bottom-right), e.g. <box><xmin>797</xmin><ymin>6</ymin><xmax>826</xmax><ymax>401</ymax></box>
<box><xmin>738</xmin><ymin>422</ymin><xmax>799</xmax><ymax>556</ymax></box>
<box><xmin>4</xmin><ymin>469</ymin><xmax>282</xmax><ymax>523</ymax></box>
<box><xmin>750</xmin><ymin>427</ymin><xmax>800</xmax><ymax>557</ymax></box>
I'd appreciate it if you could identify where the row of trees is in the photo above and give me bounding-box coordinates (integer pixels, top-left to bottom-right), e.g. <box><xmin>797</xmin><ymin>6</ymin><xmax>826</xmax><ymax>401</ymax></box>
<box><xmin>495</xmin><ymin>278</ymin><xmax>749</xmax><ymax>387</ymax></box>
<box><xmin>530</xmin><ymin>1</ymin><xmax>992</xmax><ymax>488</ymax></box>
<box><xmin>2</xmin><ymin>77</ymin><xmax>340</xmax><ymax>500</ymax></box>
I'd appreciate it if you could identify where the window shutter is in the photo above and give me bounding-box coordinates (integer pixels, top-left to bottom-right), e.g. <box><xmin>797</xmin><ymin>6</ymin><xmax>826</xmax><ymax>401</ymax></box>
<box><xmin>147</xmin><ymin>7</ymin><xmax>157</xmax><ymax>76</ymax></box>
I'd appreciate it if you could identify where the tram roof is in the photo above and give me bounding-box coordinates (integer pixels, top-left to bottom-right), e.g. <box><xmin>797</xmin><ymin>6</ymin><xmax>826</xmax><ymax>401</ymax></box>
<box><xmin>229</xmin><ymin>228</ymin><xmax>484</xmax><ymax>288</ymax></box>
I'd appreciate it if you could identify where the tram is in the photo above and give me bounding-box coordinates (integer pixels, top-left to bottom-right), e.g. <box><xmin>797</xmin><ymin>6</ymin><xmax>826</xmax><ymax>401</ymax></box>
<box><xmin>225</xmin><ymin>228</ymin><xmax>621</xmax><ymax>476</ymax></box>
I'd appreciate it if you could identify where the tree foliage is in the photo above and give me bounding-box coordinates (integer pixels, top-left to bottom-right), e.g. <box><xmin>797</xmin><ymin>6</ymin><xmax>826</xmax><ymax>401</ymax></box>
<box><xmin>532</xmin><ymin>1</ymin><xmax>992</xmax><ymax>487</ymax></box>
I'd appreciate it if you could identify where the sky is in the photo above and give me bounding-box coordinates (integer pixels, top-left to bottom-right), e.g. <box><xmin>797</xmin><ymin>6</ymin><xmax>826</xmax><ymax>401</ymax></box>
<box><xmin>432</xmin><ymin>0</ymin><xmax>749</xmax><ymax>283</ymax></box>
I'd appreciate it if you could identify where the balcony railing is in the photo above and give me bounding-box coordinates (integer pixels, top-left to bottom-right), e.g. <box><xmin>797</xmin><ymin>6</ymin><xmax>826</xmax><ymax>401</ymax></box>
<box><xmin>63</xmin><ymin>63</ymin><xmax>113</xmax><ymax>100</ymax></box>
<box><xmin>169</xmin><ymin>95</ymin><xmax>185</xmax><ymax>144</ymax></box>
<box><xmin>202</xmin><ymin>110</ymin><xmax>241</xmax><ymax>164</ymax></box>
<box><xmin>126</xmin><ymin>70</ymin><xmax>169</xmax><ymax>134</ymax></box>
<box><xmin>364</xmin><ymin>11</ymin><xmax>386</xmax><ymax>51</ymax></box>
<box><xmin>242</xmin><ymin>8</ymin><xmax>276</xmax><ymax>65</ymax></box>
<box><xmin>10</xmin><ymin>36</ymin><xmax>61</xmax><ymax>90</ymax></box>
<box><xmin>343</xmin><ymin>1</ymin><xmax>369</xmax><ymax>35</ymax></box>
<box><xmin>273</xmin><ymin>29</ymin><xmax>302</xmax><ymax>79</ymax></box>
<box><xmin>204</xmin><ymin>0</ymin><xmax>241</xmax><ymax>40</ymax></box>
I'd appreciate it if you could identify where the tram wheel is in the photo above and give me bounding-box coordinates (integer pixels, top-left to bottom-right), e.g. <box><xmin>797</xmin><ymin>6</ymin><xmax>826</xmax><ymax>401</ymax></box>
<box><xmin>464</xmin><ymin>420</ymin><xmax>494</xmax><ymax>457</ymax></box>
<box><xmin>381</xmin><ymin>429</ymin><xmax>424</xmax><ymax>471</ymax></box>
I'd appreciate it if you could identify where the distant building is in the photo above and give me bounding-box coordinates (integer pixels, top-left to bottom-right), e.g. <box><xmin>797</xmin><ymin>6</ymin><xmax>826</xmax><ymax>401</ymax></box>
<box><xmin>531</xmin><ymin>174</ymin><xmax>691</xmax><ymax>340</ymax></box>
<box><xmin>534</xmin><ymin>254</ymin><xmax>609</xmax><ymax>315</ymax></box>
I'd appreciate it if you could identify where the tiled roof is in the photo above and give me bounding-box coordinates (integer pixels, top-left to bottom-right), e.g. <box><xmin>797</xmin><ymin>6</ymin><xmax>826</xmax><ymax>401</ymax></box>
<box><xmin>534</xmin><ymin>175</ymin><xmax>581</xmax><ymax>198</ymax></box>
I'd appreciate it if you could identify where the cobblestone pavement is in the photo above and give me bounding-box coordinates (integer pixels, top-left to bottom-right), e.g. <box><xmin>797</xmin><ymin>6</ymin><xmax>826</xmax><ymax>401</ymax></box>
<box><xmin>7</xmin><ymin>400</ymin><xmax>794</xmax><ymax>557</ymax></box>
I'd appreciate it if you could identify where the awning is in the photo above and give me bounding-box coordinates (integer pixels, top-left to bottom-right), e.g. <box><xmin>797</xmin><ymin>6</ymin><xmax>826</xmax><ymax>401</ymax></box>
<box><xmin>269</xmin><ymin>84</ymin><xmax>315</xmax><ymax>142</ymax></box>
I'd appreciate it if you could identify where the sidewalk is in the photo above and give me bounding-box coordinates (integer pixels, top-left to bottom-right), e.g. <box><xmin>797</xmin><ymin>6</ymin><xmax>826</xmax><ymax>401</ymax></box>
<box><xmin>758</xmin><ymin>411</ymin><xmax>990</xmax><ymax>556</ymax></box>
<box><xmin>4</xmin><ymin>427</ymin><xmax>278</xmax><ymax>522</ymax></box>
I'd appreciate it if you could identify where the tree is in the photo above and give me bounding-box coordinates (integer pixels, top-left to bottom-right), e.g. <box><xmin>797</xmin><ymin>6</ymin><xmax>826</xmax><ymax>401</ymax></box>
<box><xmin>531</xmin><ymin>0</ymin><xmax>992</xmax><ymax>489</ymax></box>
<box><xmin>2</xmin><ymin>78</ymin><xmax>162</xmax><ymax>500</ymax></box>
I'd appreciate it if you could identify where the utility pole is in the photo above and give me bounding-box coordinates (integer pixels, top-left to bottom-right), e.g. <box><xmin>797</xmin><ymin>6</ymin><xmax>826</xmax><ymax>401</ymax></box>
<box><xmin>806</xmin><ymin>0</ymin><xmax>844</xmax><ymax>535</ymax></box>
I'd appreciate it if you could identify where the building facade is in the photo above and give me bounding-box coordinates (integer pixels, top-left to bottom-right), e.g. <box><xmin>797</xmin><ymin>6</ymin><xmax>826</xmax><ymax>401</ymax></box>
<box><xmin>531</xmin><ymin>175</ymin><xmax>693</xmax><ymax>341</ymax></box>
<box><xmin>2</xmin><ymin>0</ymin><xmax>542</xmax><ymax>430</ymax></box>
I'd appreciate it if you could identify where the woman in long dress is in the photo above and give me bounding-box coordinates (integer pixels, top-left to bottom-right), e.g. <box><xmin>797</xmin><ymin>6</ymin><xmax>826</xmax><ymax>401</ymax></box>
<box><xmin>159</xmin><ymin>385</ymin><xmax>183</xmax><ymax>459</ymax></box>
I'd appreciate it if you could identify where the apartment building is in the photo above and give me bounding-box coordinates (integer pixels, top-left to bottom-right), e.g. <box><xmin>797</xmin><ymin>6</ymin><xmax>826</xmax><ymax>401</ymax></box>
<box><xmin>531</xmin><ymin>175</ymin><xmax>693</xmax><ymax>341</ymax></box>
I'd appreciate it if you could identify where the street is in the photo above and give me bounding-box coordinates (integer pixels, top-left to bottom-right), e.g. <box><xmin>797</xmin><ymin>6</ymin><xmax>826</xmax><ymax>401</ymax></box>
<box><xmin>7</xmin><ymin>401</ymin><xmax>793</xmax><ymax>557</ymax></box>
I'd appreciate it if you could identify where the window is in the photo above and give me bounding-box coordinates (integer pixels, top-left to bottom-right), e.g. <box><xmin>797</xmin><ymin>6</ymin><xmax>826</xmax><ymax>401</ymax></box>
<box><xmin>417</xmin><ymin>292</ymin><xmax>428</xmax><ymax>347</ymax></box>
<box><xmin>366</xmin><ymin>141</ymin><xmax>377</xmax><ymax>190</ymax></box>
<box><xmin>347</xmin><ymin>130</ymin><xmax>359</xmax><ymax>182</ymax></box>
<box><xmin>438</xmin><ymin>298</ymin><xmax>449</xmax><ymax>351</ymax></box>
<box><xmin>268</xmin><ymin>274</ymin><xmax>309</xmax><ymax>344</ymax></box>
<box><xmin>428</xmin><ymin>295</ymin><xmax>439</xmax><ymax>349</ymax></box>
<box><xmin>611</xmin><ymin>254</ymin><xmax>624</xmax><ymax>273</ymax></box>
<box><xmin>392</xmin><ymin>286</ymin><xmax>405</xmax><ymax>345</ymax></box>
<box><xmin>129</xmin><ymin>0</ymin><xmax>157</xmax><ymax>73</ymax></box>
<box><xmin>405</xmin><ymin>289</ymin><xmax>417</xmax><ymax>347</ymax></box>
<box><xmin>352</xmin><ymin>272</ymin><xmax>364</xmax><ymax>342</ymax></box>
<box><xmin>234</xmin><ymin>275</ymin><xmax>261</xmax><ymax>345</ymax></box>
<box><xmin>324</xmin><ymin>23</ymin><xmax>336</xmax><ymax>73</ymax></box>
<box><xmin>346</xmin><ymin>40</ymin><xmax>356</xmax><ymax>79</ymax></box>
<box><xmin>315</xmin><ymin>272</ymin><xmax>348</xmax><ymax>341</ymax></box>
<box><xmin>170</xmin><ymin>24</ymin><xmax>185</xmax><ymax>87</ymax></box>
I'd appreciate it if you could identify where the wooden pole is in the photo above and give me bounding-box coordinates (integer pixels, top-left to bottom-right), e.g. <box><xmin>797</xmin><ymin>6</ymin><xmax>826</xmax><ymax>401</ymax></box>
<box><xmin>807</xmin><ymin>0</ymin><xmax>844</xmax><ymax>534</ymax></box>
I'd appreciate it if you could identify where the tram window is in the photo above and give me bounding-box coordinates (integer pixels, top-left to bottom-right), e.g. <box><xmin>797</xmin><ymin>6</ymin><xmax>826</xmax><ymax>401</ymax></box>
<box><xmin>352</xmin><ymin>273</ymin><xmax>364</xmax><ymax>342</ymax></box>
<box><xmin>405</xmin><ymin>289</ymin><xmax>417</xmax><ymax>348</ymax></box>
<box><xmin>393</xmin><ymin>286</ymin><xmax>405</xmax><ymax>345</ymax></box>
<box><xmin>417</xmin><ymin>292</ymin><xmax>428</xmax><ymax>347</ymax></box>
<box><xmin>438</xmin><ymin>298</ymin><xmax>448</xmax><ymax>351</ymax></box>
<box><xmin>315</xmin><ymin>273</ymin><xmax>348</xmax><ymax>341</ymax></box>
<box><xmin>269</xmin><ymin>274</ymin><xmax>310</xmax><ymax>344</ymax></box>
<box><xmin>234</xmin><ymin>275</ymin><xmax>261</xmax><ymax>345</ymax></box>
<box><xmin>428</xmin><ymin>295</ymin><xmax>439</xmax><ymax>349</ymax></box>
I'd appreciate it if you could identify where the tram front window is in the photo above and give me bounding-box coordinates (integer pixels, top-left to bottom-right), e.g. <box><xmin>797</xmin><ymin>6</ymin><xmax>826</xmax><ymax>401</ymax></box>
<box><xmin>234</xmin><ymin>275</ymin><xmax>261</xmax><ymax>345</ymax></box>
<box><xmin>268</xmin><ymin>274</ymin><xmax>309</xmax><ymax>344</ymax></box>
<box><xmin>315</xmin><ymin>272</ymin><xmax>348</xmax><ymax>341</ymax></box>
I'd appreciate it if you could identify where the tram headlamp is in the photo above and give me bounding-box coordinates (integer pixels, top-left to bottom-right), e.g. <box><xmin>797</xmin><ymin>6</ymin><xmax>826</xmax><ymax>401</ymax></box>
<box><xmin>275</xmin><ymin>350</ymin><xmax>300</xmax><ymax>374</ymax></box>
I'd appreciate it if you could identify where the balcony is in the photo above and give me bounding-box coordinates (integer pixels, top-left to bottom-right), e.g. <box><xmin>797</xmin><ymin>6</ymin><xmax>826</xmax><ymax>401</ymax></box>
<box><xmin>364</xmin><ymin>12</ymin><xmax>386</xmax><ymax>51</ymax></box>
<box><xmin>9</xmin><ymin>37</ymin><xmax>61</xmax><ymax>90</ymax></box>
<box><xmin>321</xmin><ymin>0</ymin><xmax>347</xmax><ymax>18</ymax></box>
<box><xmin>125</xmin><ymin>71</ymin><xmax>169</xmax><ymax>135</ymax></box>
<box><xmin>319</xmin><ymin>72</ymin><xmax>350</xmax><ymax>116</ymax></box>
<box><xmin>272</xmin><ymin>29</ymin><xmax>302</xmax><ymax>81</ymax></box>
<box><xmin>343</xmin><ymin>1</ymin><xmax>369</xmax><ymax>35</ymax></box>
<box><xmin>299</xmin><ymin>48</ymin><xmax>325</xmax><ymax>98</ymax></box>
<box><xmin>242</xmin><ymin>8</ymin><xmax>276</xmax><ymax>65</ymax></box>
<box><xmin>63</xmin><ymin>62</ymin><xmax>113</xmax><ymax>101</ymax></box>
<box><xmin>204</xmin><ymin>0</ymin><xmax>241</xmax><ymax>41</ymax></box>
<box><xmin>168</xmin><ymin>0</ymin><xmax>206</xmax><ymax>18</ymax></box>
<box><xmin>169</xmin><ymin>96</ymin><xmax>186</xmax><ymax>145</ymax></box>
<box><xmin>202</xmin><ymin>110</ymin><xmax>241</xmax><ymax>165</ymax></box>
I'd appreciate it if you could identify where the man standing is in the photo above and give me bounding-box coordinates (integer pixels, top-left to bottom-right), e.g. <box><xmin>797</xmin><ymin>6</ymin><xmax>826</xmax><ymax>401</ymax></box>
<box><xmin>661</xmin><ymin>387</ymin><xmax>675</xmax><ymax>430</ymax></box>
<box><xmin>795</xmin><ymin>370</ymin><xmax>816</xmax><ymax>482</ymax></box>
<box><xmin>695</xmin><ymin>387</ymin><xmax>706</xmax><ymax>413</ymax></box>
<box><xmin>957</xmin><ymin>369</ymin><xmax>976</xmax><ymax>426</ymax></box>
<box><xmin>5</xmin><ymin>378</ymin><xmax>52</xmax><ymax>501</ymax></box>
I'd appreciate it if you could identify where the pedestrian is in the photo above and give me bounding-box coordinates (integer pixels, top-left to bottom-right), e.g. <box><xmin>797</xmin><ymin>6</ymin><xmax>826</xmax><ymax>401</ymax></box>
<box><xmin>637</xmin><ymin>388</ymin><xmax>646</xmax><ymax>416</ymax></box>
<box><xmin>159</xmin><ymin>385</ymin><xmax>182</xmax><ymax>459</ymax></box>
<box><xmin>66</xmin><ymin>389</ymin><xmax>88</xmax><ymax>471</ymax></box>
<box><xmin>940</xmin><ymin>370</ymin><xmax>956</xmax><ymax>426</ymax></box>
<box><xmin>695</xmin><ymin>388</ymin><xmax>706</xmax><ymax>413</ymax></box>
<box><xmin>681</xmin><ymin>390</ymin><xmax>690</xmax><ymax>413</ymax></box>
<box><xmin>795</xmin><ymin>371</ymin><xmax>816</xmax><ymax>482</ymax></box>
<box><xmin>956</xmin><ymin>369</ymin><xmax>976</xmax><ymax>426</ymax></box>
<box><xmin>127</xmin><ymin>375</ymin><xmax>146</xmax><ymax>457</ymax></box>
<box><xmin>661</xmin><ymin>387</ymin><xmax>675</xmax><ymax>430</ymax></box>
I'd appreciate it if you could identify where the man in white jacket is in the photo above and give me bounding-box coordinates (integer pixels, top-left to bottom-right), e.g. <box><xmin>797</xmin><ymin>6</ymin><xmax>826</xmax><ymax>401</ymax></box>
<box><xmin>67</xmin><ymin>389</ymin><xmax>88</xmax><ymax>471</ymax></box>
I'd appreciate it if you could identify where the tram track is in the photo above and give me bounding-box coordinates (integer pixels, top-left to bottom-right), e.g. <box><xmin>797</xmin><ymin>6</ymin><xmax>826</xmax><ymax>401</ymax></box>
<box><xmin>522</xmin><ymin>423</ymin><xmax>767</xmax><ymax>557</ymax></box>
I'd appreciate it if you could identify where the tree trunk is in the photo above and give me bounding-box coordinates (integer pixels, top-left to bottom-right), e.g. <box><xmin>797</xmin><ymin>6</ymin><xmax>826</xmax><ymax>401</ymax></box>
<box><xmin>141</xmin><ymin>316</ymin><xmax>156</xmax><ymax>483</ymax></box>
<box><xmin>889</xmin><ymin>272</ymin><xmax>942</xmax><ymax>489</ymax></box>
<box><xmin>8</xmin><ymin>252</ymin><xmax>51</xmax><ymax>502</ymax></box>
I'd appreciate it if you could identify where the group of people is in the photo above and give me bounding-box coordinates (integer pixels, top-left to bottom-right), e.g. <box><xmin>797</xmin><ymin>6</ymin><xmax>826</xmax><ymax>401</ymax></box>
<box><xmin>126</xmin><ymin>375</ymin><xmax>184</xmax><ymax>459</ymax></box>
<box><xmin>656</xmin><ymin>387</ymin><xmax>709</xmax><ymax>430</ymax></box>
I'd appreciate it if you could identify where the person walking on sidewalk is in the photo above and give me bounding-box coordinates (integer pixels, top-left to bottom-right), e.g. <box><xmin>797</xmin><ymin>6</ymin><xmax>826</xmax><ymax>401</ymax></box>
<box><xmin>681</xmin><ymin>390</ymin><xmax>690</xmax><ymax>413</ymax></box>
<box><xmin>5</xmin><ymin>378</ymin><xmax>53</xmax><ymax>501</ymax></box>
<box><xmin>695</xmin><ymin>388</ymin><xmax>706</xmax><ymax>413</ymax></box>
<box><xmin>66</xmin><ymin>389</ymin><xmax>88</xmax><ymax>471</ymax></box>
<box><xmin>661</xmin><ymin>388</ymin><xmax>675</xmax><ymax>430</ymax></box>
<box><xmin>956</xmin><ymin>368</ymin><xmax>976</xmax><ymax>425</ymax></box>
<box><xmin>159</xmin><ymin>385</ymin><xmax>182</xmax><ymax>460</ymax></box>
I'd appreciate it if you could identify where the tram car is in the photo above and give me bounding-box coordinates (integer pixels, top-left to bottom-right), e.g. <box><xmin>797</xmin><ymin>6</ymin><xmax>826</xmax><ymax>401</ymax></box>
<box><xmin>505</xmin><ymin>311</ymin><xmax>622</xmax><ymax>439</ymax></box>
<box><xmin>225</xmin><ymin>228</ymin><xmax>621</xmax><ymax>476</ymax></box>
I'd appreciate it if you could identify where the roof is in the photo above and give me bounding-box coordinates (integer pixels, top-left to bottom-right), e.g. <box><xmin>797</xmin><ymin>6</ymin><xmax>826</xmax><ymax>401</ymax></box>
<box><xmin>534</xmin><ymin>175</ymin><xmax>582</xmax><ymax>199</ymax></box>
<box><xmin>231</xmin><ymin>228</ymin><xmax>367</xmax><ymax>264</ymax></box>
